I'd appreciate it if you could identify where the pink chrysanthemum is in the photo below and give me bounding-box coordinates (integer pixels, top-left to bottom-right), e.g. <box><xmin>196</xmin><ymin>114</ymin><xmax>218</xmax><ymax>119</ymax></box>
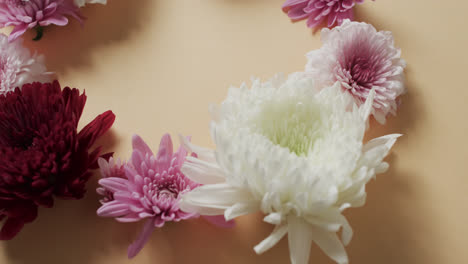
<box><xmin>282</xmin><ymin>0</ymin><xmax>371</xmax><ymax>29</ymax></box>
<box><xmin>97</xmin><ymin>134</ymin><xmax>233</xmax><ymax>258</ymax></box>
<box><xmin>0</xmin><ymin>0</ymin><xmax>84</xmax><ymax>42</ymax></box>
<box><xmin>0</xmin><ymin>34</ymin><xmax>52</xmax><ymax>95</ymax></box>
<box><xmin>96</xmin><ymin>157</ymin><xmax>126</xmax><ymax>204</ymax></box>
<box><xmin>305</xmin><ymin>20</ymin><xmax>406</xmax><ymax>124</ymax></box>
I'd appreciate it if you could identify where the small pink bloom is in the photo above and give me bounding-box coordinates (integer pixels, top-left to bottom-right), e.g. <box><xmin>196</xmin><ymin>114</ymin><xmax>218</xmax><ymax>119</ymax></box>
<box><xmin>305</xmin><ymin>20</ymin><xmax>406</xmax><ymax>124</ymax></box>
<box><xmin>282</xmin><ymin>0</ymin><xmax>371</xmax><ymax>29</ymax></box>
<box><xmin>0</xmin><ymin>0</ymin><xmax>84</xmax><ymax>42</ymax></box>
<box><xmin>97</xmin><ymin>134</ymin><xmax>233</xmax><ymax>258</ymax></box>
<box><xmin>96</xmin><ymin>157</ymin><xmax>126</xmax><ymax>204</ymax></box>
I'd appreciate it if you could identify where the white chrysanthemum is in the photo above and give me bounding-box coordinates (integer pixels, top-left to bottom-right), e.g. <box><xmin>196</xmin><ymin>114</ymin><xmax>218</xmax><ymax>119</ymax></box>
<box><xmin>305</xmin><ymin>20</ymin><xmax>406</xmax><ymax>124</ymax></box>
<box><xmin>0</xmin><ymin>34</ymin><xmax>52</xmax><ymax>95</ymax></box>
<box><xmin>179</xmin><ymin>74</ymin><xmax>400</xmax><ymax>264</ymax></box>
<box><xmin>74</xmin><ymin>0</ymin><xmax>107</xmax><ymax>8</ymax></box>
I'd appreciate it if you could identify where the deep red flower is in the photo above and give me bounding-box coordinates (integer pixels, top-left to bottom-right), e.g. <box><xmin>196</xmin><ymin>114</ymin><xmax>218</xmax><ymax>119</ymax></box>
<box><xmin>0</xmin><ymin>81</ymin><xmax>115</xmax><ymax>240</ymax></box>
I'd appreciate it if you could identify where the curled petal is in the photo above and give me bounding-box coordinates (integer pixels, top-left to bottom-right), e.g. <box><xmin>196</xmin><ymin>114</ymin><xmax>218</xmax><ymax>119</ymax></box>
<box><xmin>254</xmin><ymin>223</ymin><xmax>288</xmax><ymax>254</ymax></box>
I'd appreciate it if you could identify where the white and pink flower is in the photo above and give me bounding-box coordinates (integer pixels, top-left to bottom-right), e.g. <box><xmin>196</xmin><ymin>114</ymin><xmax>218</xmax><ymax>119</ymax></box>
<box><xmin>0</xmin><ymin>34</ymin><xmax>52</xmax><ymax>95</ymax></box>
<box><xmin>305</xmin><ymin>20</ymin><xmax>406</xmax><ymax>124</ymax></box>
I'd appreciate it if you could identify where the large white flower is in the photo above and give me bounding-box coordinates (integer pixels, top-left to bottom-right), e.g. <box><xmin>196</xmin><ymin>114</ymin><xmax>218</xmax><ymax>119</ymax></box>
<box><xmin>305</xmin><ymin>20</ymin><xmax>406</xmax><ymax>124</ymax></box>
<box><xmin>0</xmin><ymin>34</ymin><xmax>52</xmax><ymax>95</ymax></box>
<box><xmin>74</xmin><ymin>0</ymin><xmax>107</xmax><ymax>8</ymax></box>
<box><xmin>179</xmin><ymin>74</ymin><xmax>400</xmax><ymax>264</ymax></box>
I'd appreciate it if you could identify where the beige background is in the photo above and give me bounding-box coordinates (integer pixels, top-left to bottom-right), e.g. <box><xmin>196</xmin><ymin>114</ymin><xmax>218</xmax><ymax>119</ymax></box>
<box><xmin>0</xmin><ymin>0</ymin><xmax>467</xmax><ymax>263</ymax></box>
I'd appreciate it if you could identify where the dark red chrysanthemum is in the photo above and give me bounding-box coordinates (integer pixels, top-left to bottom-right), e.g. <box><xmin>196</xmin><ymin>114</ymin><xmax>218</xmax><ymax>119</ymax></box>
<box><xmin>0</xmin><ymin>81</ymin><xmax>115</xmax><ymax>240</ymax></box>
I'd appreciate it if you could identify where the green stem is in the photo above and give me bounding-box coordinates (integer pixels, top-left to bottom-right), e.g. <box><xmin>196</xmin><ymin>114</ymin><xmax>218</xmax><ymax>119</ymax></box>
<box><xmin>32</xmin><ymin>26</ymin><xmax>44</xmax><ymax>41</ymax></box>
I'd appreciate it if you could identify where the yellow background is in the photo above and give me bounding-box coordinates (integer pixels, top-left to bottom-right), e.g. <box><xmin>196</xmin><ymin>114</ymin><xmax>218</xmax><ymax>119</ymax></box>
<box><xmin>1</xmin><ymin>0</ymin><xmax>467</xmax><ymax>263</ymax></box>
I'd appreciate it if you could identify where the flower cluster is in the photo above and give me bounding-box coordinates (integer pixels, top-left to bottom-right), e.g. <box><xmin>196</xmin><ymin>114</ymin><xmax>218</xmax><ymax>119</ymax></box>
<box><xmin>0</xmin><ymin>81</ymin><xmax>115</xmax><ymax>240</ymax></box>
<box><xmin>0</xmin><ymin>2</ymin><xmax>407</xmax><ymax>264</ymax></box>
<box><xmin>97</xmin><ymin>134</ymin><xmax>233</xmax><ymax>258</ymax></box>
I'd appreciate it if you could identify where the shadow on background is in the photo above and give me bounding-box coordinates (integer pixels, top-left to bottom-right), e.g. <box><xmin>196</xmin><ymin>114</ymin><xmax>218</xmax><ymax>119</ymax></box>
<box><xmin>345</xmin><ymin>63</ymin><xmax>432</xmax><ymax>264</ymax></box>
<box><xmin>20</xmin><ymin>0</ymin><xmax>153</xmax><ymax>76</ymax></box>
<box><xmin>3</xmin><ymin>175</ymin><xmax>136</xmax><ymax>264</ymax></box>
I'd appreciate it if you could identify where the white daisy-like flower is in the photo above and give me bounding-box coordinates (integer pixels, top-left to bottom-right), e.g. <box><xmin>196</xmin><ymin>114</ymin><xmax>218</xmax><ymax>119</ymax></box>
<box><xmin>0</xmin><ymin>34</ymin><xmax>52</xmax><ymax>95</ymax></box>
<box><xmin>74</xmin><ymin>0</ymin><xmax>107</xmax><ymax>8</ymax></box>
<box><xmin>179</xmin><ymin>74</ymin><xmax>400</xmax><ymax>264</ymax></box>
<box><xmin>305</xmin><ymin>20</ymin><xmax>406</xmax><ymax>124</ymax></box>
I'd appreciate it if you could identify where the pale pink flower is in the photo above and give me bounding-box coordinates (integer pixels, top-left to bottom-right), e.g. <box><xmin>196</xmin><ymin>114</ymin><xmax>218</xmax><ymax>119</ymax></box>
<box><xmin>97</xmin><ymin>134</ymin><xmax>233</xmax><ymax>258</ymax></box>
<box><xmin>96</xmin><ymin>157</ymin><xmax>126</xmax><ymax>204</ymax></box>
<box><xmin>0</xmin><ymin>0</ymin><xmax>84</xmax><ymax>42</ymax></box>
<box><xmin>305</xmin><ymin>20</ymin><xmax>406</xmax><ymax>123</ymax></box>
<box><xmin>0</xmin><ymin>34</ymin><xmax>52</xmax><ymax>95</ymax></box>
<box><xmin>282</xmin><ymin>0</ymin><xmax>371</xmax><ymax>29</ymax></box>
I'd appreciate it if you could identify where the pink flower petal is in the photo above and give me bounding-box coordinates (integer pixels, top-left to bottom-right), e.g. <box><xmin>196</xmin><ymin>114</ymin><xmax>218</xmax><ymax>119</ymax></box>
<box><xmin>8</xmin><ymin>24</ymin><xmax>28</xmax><ymax>42</ymax></box>
<box><xmin>282</xmin><ymin>0</ymin><xmax>309</xmax><ymax>9</ymax></box>
<box><xmin>132</xmin><ymin>134</ymin><xmax>154</xmax><ymax>156</ymax></box>
<box><xmin>127</xmin><ymin>219</ymin><xmax>155</xmax><ymax>259</ymax></box>
<box><xmin>174</xmin><ymin>136</ymin><xmax>190</xmax><ymax>167</ymax></box>
<box><xmin>116</xmin><ymin>213</ymin><xmax>141</xmax><ymax>223</ymax></box>
<box><xmin>98</xmin><ymin>177</ymin><xmax>129</xmax><ymax>193</ymax></box>
<box><xmin>97</xmin><ymin>200</ymin><xmax>130</xmax><ymax>217</ymax></box>
<box><xmin>156</xmin><ymin>133</ymin><xmax>173</xmax><ymax>172</ymax></box>
<box><xmin>39</xmin><ymin>14</ymin><xmax>68</xmax><ymax>27</ymax></box>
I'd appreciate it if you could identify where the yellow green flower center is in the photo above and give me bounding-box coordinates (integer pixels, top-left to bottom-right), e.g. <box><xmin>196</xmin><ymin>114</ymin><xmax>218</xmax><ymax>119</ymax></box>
<box><xmin>252</xmin><ymin>98</ymin><xmax>323</xmax><ymax>156</ymax></box>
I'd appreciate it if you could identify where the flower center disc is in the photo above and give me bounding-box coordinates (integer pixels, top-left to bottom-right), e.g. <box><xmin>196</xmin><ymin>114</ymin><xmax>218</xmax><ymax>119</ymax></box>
<box><xmin>253</xmin><ymin>99</ymin><xmax>322</xmax><ymax>156</ymax></box>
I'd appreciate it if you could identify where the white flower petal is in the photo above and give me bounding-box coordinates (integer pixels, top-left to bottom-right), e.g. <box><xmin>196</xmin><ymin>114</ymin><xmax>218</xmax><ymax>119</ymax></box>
<box><xmin>181</xmin><ymin>156</ymin><xmax>225</xmax><ymax>184</ymax></box>
<box><xmin>178</xmin><ymin>134</ymin><xmax>216</xmax><ymax>162</ymax></box>
<box><xmin>287</xmin><ymin>215</ymin><xmax>313</xmax><ymax>264</ymax></box>
<box><xmin>74</xmin><ymin>0</ymin><xmax>106</xmax><ymax>7</ymax></box>
<box><xmin>310</xmin><ymin>225</ymin><xmax>348</xmax><ymax>264</ymax></box>
<box><xmin>225</xmin><ymin>201</ymin><xmax>259</xmax><ymax>221</ymax></box>
<box><xmin>340</xmin><ymin>217</ymin><xmax>353</xmax><ymax>246</ymax></box>
<box><xmin>254</xmin><ymin>223</ymin><xmax>288</xmax><ymax>254</ymax></box>
<box><xmin>180</xmin><ymin>184</ymin><xmax>253</xmax><ymax>216</ymax></box>
<box><xmin>360</xmin><ymin>88</ymin><xmax>376</xmax><ymax>120</ymax></box>
<box><xmin>263</xmin><ymin>212</ymin><xmax>283</xmax><ymax>225</ymax></box>
<box><xmin>360</xmin><ymin>134</ymin><xmax>402</xmax><ymax>170</ymax></box>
